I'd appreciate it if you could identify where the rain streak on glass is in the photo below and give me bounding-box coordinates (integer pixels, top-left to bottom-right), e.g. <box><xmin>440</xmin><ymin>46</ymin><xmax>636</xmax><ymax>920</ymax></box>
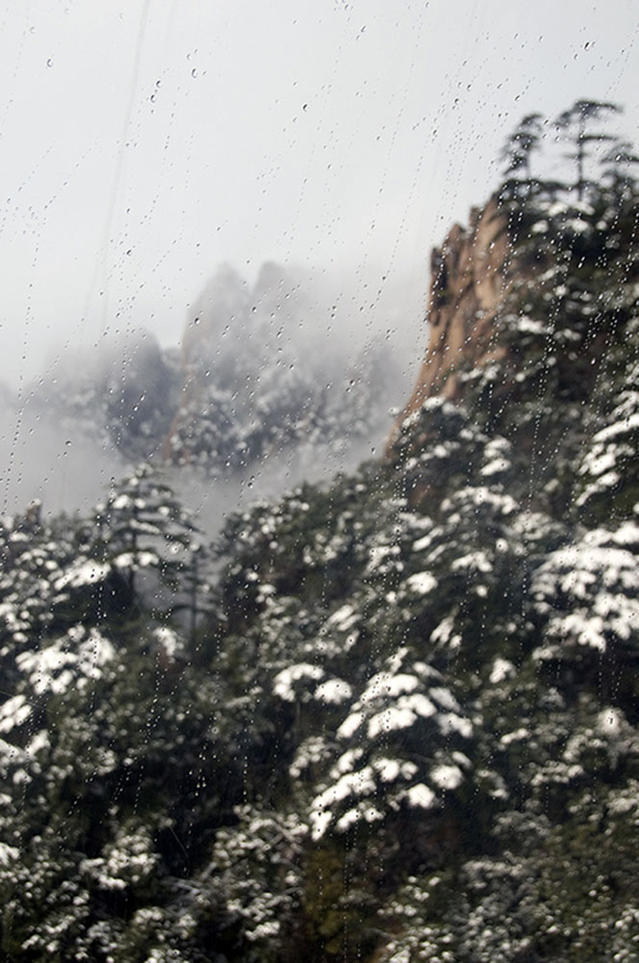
<box><xmin>0</xmin><ymin>2</ymin><xmax>638</xmax><ymax>960</ymax></box>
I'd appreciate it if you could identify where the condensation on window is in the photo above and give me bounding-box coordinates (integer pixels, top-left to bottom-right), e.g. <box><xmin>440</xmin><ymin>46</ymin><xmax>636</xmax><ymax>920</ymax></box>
<box><xmin>0</xmin><ymin>3</ymin><xmax>638</xmax><ymax>960</ymax></box>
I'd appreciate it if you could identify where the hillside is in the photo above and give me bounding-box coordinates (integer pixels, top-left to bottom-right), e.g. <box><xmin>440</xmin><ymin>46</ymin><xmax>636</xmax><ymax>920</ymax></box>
<box><xmin>1</xmin><ymin>106</ymin><xmax>639</xmax><ymax>961</ymax></box>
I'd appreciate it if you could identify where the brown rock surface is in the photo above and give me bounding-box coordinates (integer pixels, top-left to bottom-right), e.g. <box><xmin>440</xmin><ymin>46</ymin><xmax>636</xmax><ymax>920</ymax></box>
<box><xmin>390</xmin><ymin>195</ymin><xmax>512</xmax><ymax>444</ymax></box>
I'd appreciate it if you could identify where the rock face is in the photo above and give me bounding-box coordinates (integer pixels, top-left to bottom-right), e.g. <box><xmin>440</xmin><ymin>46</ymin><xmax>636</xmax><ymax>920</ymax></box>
<box><xmin>391</xmin><ymin>195</ymin><xmax>511</xmax><ymax>437</ymax></box>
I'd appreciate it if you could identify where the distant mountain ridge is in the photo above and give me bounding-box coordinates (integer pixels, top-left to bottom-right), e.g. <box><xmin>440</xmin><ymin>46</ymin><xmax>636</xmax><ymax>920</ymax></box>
<box><xmin>23</xmin><ymin>262</ymin><xmax>405</xmax><ymax>477</ymax></box>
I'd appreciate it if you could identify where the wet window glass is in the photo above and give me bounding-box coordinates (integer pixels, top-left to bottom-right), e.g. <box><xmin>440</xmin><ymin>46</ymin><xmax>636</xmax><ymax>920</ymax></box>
<box><xmin>0</xmin><ymin>3</ymin><xmax>638</xmax><ymax>959</ymax></box>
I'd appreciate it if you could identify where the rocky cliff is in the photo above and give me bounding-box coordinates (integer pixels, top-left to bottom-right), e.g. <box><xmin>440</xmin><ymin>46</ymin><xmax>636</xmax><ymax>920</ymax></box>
<box><xmin>391</xmin><ymin>195</ymin><xmax>512</xmax><ymax>441</ymax></box>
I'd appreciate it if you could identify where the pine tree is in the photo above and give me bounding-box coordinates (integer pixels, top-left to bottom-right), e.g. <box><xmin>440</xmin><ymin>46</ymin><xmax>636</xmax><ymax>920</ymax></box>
<box><xmin>170</xmin><ymin>539</ymin><xmax>218</xmax><ymax>649</ymax></box>
<box><xmin>92</xmin><ymin>463</ymin><xmax>198</xmax><ymax>598</ymax></box>
<box><xmin>555</xmin><ymin>99</ymin><xmax>620</xmax><ymax>200</ymax></box>
<box><xmin>500</xmin><ymin>112</ymin><xmax>543</xmax><ymax>180</ymax></box>
<box><xmin>600</xmin><ymin>138</ymin><xmax>639</xmax><ymax>203</ymax></box>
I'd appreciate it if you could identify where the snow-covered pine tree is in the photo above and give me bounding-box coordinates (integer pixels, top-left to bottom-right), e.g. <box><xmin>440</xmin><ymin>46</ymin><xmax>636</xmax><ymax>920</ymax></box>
<box><xmin>91</xmin><ymin>463</ymin><xmax>198</xmax><ymax>598</ymax></box>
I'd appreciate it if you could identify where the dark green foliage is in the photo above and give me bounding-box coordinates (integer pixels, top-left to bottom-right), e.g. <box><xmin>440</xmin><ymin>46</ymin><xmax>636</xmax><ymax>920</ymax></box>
<box><xmin>555</xmin><ymin>99</ymin><xmax>621</xmax><ymax>200</ymax></box>
<box><xmin>500</xmin><ymin>113</ymin><xmax>544</xmax><ymax>179</ymax></box>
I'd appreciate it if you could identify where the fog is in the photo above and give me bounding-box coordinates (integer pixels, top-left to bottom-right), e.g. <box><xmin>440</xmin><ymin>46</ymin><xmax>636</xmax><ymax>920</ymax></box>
<box><xmin>0</xmin><ymin>389</ymin><xmax>383</xmax><ymax>536</ymax></box>
<box><xmin>0</xmin><ymin>255</ymin><xmax>424</xmax><ymax>528</ymax></box>
<box><xmin>1</xmin><ymin>0</ymin><xmax>638</xmax><ymax>522</ymax></box>
<box><xmin>0</xmin><ymin>374</ymin><xmax>396</xmax><ymax>542</ymax></box>
<box><xmin>0</xmin><ymin>399</ymin><xmax>127</xmax><ymax>521</ymax></box>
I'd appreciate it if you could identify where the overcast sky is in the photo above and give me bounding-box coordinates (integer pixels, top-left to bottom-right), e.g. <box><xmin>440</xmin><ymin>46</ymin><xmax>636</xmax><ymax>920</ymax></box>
<box><xmin>1</xmin><ymin>0</ymin><xmax>638</xmax><ymax>387</ymax></box>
